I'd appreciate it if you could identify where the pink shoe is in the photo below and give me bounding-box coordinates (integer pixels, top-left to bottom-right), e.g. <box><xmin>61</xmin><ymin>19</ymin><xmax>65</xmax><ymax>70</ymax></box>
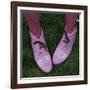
<box><xmin>53</xmin><ymin>28</ymin><xmax>77</xmax><ymax>65</ymax></box>
<box><xmin>29</xmin><ymin>30</ymin><xmax>52</xmax><ymax>73</ymax></box>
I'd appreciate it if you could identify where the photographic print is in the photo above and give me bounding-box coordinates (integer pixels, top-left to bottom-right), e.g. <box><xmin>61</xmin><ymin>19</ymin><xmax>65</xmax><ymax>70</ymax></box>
<box><xmin>22</xmin><ymin>10</ymin><xmax>79</xmax><ymax>77</ymax></box>
<box><xmin>11</xmin><ymin>1</ymin><xmax>87</xmax><ymax>89</ymax></box>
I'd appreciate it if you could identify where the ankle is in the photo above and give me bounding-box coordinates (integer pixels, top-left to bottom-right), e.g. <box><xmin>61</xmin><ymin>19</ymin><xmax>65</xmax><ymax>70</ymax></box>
<box><xmin>29</xmin><ymin>24</ymin><xmax>42</xmax><ymax>38</ymax></box>
<box><xmin>65</xmin><ymin>25</ymin><xmax>76</xmax><ymax>33</ymax></box>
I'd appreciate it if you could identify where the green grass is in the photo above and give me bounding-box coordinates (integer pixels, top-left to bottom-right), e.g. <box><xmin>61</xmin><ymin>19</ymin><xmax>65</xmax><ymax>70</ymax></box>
<box><xmin>21</xmin><ymin>13</ymin><xmax>79</xmax><ymax>77</ymax></box>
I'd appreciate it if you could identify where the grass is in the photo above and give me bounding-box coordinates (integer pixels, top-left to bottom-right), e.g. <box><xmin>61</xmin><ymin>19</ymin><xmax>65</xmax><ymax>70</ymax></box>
<box><xmin>21</xmin><ymin>13</ymin><xmax>79</xmax><ymax>77</ymax></box>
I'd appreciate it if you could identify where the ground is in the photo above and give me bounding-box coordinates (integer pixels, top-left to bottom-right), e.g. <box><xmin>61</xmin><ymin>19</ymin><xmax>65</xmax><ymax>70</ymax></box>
<box><xmin>21</xmin><ymin>13</ymin><xmax>79</xmax><ymax>77</ymax></box>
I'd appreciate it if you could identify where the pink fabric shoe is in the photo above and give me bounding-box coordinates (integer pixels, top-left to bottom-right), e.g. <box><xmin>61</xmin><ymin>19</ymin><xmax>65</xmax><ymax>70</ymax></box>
<box><xmin>53</xmin><ymin>28</ymin><xmax>77</xmax><ymax>65</ymax></box>
<box><xmin>29</xmin><ymin>30</ymin><xmax>52</xmax><ymax>73</ymax></box>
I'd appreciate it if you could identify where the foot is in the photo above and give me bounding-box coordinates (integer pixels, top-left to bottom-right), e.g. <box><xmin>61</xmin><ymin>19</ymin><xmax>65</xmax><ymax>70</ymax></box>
<box><xmin>30</xmin><ymin>30</ymin><xmax>52</xmax><ymax>73</ymax></box>
<box><xmin>53</xmin><ymin>28</ymin><xmax>77</xmax><ymax>65</ymax></box>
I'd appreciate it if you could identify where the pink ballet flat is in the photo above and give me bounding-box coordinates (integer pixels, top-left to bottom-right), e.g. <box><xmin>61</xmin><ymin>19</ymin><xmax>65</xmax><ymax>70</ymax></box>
<box><xmin>53</xmin><ymin>29</ymin><xmax>77</xmax><ymax>65</ymax></box>
<box><xmin>29</xmin><ymin>31</ymin><xmax>52</xmax><ymax>73</ymax></box>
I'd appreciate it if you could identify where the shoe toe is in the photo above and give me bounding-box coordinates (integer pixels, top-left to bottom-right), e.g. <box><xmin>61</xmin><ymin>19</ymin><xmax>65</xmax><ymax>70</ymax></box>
<box><xmin>37</xmin><ymin>56</ymin><xmax>52</xmax><ymax>73</ymax></box>
<box><xmin>53</xmin><ymin>56</ymin><xmax>62</xmax><ymax>65</ymax></box>
<box><xmin>53</xmin><ymin>54</ymin><xmax>68</xmax><ymax>65</ymax></box>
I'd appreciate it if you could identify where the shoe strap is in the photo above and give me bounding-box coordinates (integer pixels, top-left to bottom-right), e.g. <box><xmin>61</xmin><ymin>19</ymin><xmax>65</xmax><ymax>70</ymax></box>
<box><xmin>33</xmin><ymin>41</ymin><xmax>47</xmax><ymax>49</ymax></box>
<box><xmin>63</xmin><ymin>31</ymin><xmax>70</xmax><ymax>44</ymax></box>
